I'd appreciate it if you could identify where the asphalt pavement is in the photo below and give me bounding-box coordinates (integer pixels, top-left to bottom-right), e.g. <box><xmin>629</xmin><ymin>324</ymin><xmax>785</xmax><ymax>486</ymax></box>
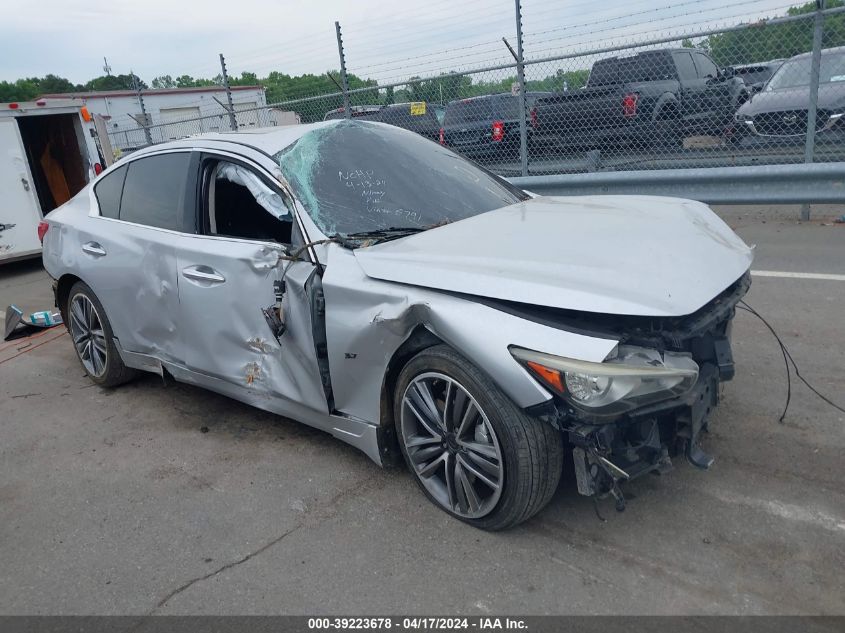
<box><xmin>0</xmin><ymin>205</ymin><xmax>843</xmax><ymax>615</ymax></box>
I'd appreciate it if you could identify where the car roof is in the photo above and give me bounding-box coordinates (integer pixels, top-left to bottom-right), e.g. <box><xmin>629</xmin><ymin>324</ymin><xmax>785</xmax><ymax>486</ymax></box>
<box><xmin>127</xmin><ymin>120</ymin><xmax>342</xmax><ymax>158</ymax></box>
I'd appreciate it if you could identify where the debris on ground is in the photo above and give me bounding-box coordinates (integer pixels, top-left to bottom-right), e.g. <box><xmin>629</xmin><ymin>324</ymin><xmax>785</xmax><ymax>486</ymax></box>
<box><xmin>4</xmin><ymin>305</ymin><xmax>63</xmax><ymax>341</ymax></box>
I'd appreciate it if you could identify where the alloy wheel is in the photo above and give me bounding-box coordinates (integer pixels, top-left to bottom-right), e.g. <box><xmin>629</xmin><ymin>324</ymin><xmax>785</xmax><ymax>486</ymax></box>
<box><xmin>400</xmin><ymin>372</ymin><xmax>504</xmax><ymax>519</ymax></box>
<box><xmin>69</xmin><ymin>293</ymin><xmax>108</xmax><ymax>378</ymax></box>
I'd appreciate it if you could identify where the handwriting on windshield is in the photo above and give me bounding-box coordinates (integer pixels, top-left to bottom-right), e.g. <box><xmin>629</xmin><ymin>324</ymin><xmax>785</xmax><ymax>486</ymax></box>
<box><xmin>339</xmin><ymin>169</ymin><xmax>421</xmax><ymax>224</ymax></box>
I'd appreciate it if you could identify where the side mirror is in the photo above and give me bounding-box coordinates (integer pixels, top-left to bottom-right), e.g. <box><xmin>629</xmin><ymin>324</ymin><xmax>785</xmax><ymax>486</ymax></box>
<box><xmin>720</xmin><ymin>66</ymin><xmax>736</xmax><ymax>79</ymax></box>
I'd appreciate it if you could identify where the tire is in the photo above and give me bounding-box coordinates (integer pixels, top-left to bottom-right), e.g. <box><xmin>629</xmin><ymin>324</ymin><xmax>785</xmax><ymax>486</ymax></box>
<box><xmin>651</xmin><ymin>106</ymin><xmax>682</xmax><ymax>148</ymax></box>
<box><xmin>394</xmin><ymin>345</ymin><xmax>563</xmax><ymax>530</ymax></box>
<box><xmin>66</xmin><ymin>281</ymin><xmax>137</xmax><ymax>387</ymax></box>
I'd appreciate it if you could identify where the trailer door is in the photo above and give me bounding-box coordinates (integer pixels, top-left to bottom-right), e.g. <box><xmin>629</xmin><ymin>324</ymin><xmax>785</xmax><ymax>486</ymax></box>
<box><xmin>0</xmin><ymin>119</ymin><xmax>42</xmax><ymax>260</ymax></box>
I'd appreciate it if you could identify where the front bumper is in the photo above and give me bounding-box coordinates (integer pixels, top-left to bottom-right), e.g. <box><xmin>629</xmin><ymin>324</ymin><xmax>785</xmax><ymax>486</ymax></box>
<box><xmin>565</xmin><ymin>362</ymin><xmax>722</xmax><ymax>510</ymax></box>
<box><xmin>525</xmin><ymin>272</ymin><xmax>748</xmax><ymax>510</ymax></box>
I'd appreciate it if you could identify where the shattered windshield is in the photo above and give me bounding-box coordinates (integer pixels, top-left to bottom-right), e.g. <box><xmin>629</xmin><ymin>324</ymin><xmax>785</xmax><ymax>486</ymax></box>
<box><xmin>273</xmin><ymin>121</ymin><xmax>528</xmax><ymax>237</ymax></box>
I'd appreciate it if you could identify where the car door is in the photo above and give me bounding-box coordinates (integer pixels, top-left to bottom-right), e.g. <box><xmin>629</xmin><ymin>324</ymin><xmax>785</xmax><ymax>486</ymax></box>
<box><xmin>692</xmin><ymin>51</ymin><xmax>733</xmax><ymax>127</ymax></box>
<box><xmin>80</xmin><ymin>150</ymin><xmax>196</xmax><ymax>363</ymax></box>
<box><xmin>672</xmin><ymin>50</ymin><xmax>705</xmax><ymax>126</ymax></box>
<box><xmin>173</xmin><ymin>152</ymin><xmax>329</xmax><ymax>413</ymax></box>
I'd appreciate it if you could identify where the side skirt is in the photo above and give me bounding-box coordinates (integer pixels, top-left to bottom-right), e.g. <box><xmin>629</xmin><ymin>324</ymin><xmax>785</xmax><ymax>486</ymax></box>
<box><xmin>113</xmin><ymin>339</ymin><xmax>384</xmax><ymax>465</ymax></box>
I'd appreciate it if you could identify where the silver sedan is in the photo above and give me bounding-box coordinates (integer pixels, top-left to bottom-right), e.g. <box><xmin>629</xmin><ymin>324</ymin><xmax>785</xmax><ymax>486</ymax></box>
<box><xmin>41</xmin><ymin>120</ymin><xmax>752</xmax><ymax>529</ymax></box>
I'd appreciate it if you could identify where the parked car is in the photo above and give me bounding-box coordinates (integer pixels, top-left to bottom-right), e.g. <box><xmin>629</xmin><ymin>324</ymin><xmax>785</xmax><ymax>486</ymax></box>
<box><xmin>441</xmin><ymin>92</ymin><xmax>551</xmax><ymax>158</ymax></box>
<box><xmin>531</xmin><ymin>48</ymin><xmax>747</xmax><ymax>149</ymax></box>
<box><xmin>41</xmin><ymin>120</ymin><xmax>752</xmax><ymax>530</ymax></box>
<box><xmin>324</xmin><ymin>102</ymin><xmax>441</xmax><ymax>141</ymax></box>
<box><xmin>731</xmin><ymin>59</ymin><xmax>784</xmax><ymax>94</ymax></box>
<box><xmin>735</xmin><ymin>46</ymin><xmax>845</xmax><ymax>144</ymax></box>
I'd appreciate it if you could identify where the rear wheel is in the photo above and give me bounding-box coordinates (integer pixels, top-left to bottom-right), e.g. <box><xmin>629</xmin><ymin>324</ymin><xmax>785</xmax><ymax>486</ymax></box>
<box><xmin>394</xmin><ymin>345</ymin><xmax>563</xmax><ymax>530</ymax></box>
<box><xmin>67</xmin><ymin>281</ymin><xmax>137</xmax><ymax>387</ymax></box>
<box><xmin>650</xmin><ymin>104</ymin><xmax>682</xmax><ymax>148</ymax></box>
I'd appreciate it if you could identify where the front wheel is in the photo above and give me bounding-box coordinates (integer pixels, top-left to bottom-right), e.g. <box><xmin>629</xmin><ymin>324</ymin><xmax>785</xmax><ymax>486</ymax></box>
<box><xmin>394</xmin><ymin>345</ymin><xmax>563</xmax><ymax>530</ymax></box>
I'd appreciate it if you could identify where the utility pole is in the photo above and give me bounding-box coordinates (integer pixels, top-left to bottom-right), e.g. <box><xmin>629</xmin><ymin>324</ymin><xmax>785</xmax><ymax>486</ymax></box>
<box><xmin>335</xmin><ymin>21</ymin><xmax>351</xmax><ymax>120</ymax></box>
<box><xmin>219</xmin><ymin>53</ymin><xmax>238</xmax><ymax>131</ymax></box>
<box><xmin>801</xmin><ymin>0</ymin><xmax>826</xmax><ymax>221</ymax></box>
<box><xmin>131</xmin><ymin>70</ymin><xmax>153</xmax><ymax>146</ymax></box>
<box><xmin>102</xmin><ymin>57</ymin><xmax>112</xmax><ymax>76</ymax></box>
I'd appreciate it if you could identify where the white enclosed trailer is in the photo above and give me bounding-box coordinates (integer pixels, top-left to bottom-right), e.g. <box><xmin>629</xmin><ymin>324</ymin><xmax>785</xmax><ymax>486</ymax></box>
<box><xmin>0</xmin><ymin>100</ymin><xmax>101</xmax><ymax>263</ymax></box>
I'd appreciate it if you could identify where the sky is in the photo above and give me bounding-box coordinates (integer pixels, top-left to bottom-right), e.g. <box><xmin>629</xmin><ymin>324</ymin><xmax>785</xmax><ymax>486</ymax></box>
<box><xmin>0</xmin><ymin>0</ymin><xmax>806</xmax><ymax>86</ymax></box>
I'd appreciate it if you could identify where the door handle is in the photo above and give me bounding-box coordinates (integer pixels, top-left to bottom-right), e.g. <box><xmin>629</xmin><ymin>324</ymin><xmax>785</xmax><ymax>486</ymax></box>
<box><xmin>21</xmin><ymin>177</ymin><xmax>30</xmax><ymax>192</ymax></box>
<box><xmin>182</xmin><ymin>265</ymin><xmax>226</xmax><ymax>284</ymax></box>
<box><xmin>82</xmin><ymin>241</ymin><xmax>107</xmax><ymax>257</ymax></box>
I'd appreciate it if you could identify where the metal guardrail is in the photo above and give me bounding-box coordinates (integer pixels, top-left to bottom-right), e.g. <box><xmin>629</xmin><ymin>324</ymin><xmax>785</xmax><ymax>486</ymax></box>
<box><xmin>508</xmin><ymin>162</ymin><xmax>845</xmax><ymax>205</ymax></box>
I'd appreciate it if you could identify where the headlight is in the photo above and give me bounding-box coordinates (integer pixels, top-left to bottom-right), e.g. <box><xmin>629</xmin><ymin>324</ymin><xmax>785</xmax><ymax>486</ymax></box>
<box><xmin>510</xmin><ymin>345</ymin><xmax>699</xmax><ymax>418</ymax></box>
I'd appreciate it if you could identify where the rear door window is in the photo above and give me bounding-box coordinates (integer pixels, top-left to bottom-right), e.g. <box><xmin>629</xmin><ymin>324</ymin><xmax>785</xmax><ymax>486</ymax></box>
<box><xmin>120</xmin><ymin>153</ymin><xmax>193</xmax><ymax>231</ymax></box>
<box><xmin>93</xmin><ymin>165</ymin><xmax>127</xmax><ymax>219</ymax></box>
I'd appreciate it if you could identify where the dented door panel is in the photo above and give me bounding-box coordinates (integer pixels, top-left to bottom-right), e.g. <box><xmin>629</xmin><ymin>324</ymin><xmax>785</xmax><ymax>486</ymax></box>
<box><xmin>174</xmin><ymin>235</ymin><xmax>327</xmax><ymax>413</ymax></box>
<box><xmin>76</xmin><ymin>216</ymin><xmax>183</xmax><ymax>362</ymax></box>
<box><xmin>322</xmin><ymin>245</ymin><xmax>619</xmax><ymax>425</ymax></box>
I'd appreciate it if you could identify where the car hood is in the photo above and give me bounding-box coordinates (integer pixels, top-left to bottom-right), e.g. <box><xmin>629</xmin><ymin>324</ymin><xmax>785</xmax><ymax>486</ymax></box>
<box><xmin>740</xmin><ymin>83</ymin><xmax>845</xmax><ymax>115</ymax></box>
<box><xmin>353</xmin><ymin>196</ymin><xmax>753</xmax><ymax>317</ymax></box>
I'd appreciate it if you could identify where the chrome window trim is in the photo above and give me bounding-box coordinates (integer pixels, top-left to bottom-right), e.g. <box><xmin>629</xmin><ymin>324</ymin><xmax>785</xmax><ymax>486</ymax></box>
<box><xmin>87</xmin><ymin>145</ymin><xmax>316</xmax><ymax>264</ymax></box>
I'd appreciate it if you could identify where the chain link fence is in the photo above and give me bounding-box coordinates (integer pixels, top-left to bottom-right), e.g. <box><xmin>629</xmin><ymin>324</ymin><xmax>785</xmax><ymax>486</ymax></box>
<box><xmin>106</xmin><ymin>2</ymin><xmax>845</xmax><ymax>181</ymax></box>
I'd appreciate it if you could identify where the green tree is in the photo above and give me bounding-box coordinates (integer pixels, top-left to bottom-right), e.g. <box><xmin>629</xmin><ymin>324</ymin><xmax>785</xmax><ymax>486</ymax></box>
<box><xmin>0</xmin><ymin>75</ymin><xmax>79</xmax><ymax>101</ymax></box>
<box><xmin>231</xmin><ymin>71</ymin><xmax>259</xmax><ymax>86</ymax></box>
<box><xmin>151</xmin><ymin>75</ymin><xmax>176</xmax><ymax>89</ymax></box>
<box><xmin>526</xmin><ymin>68</ymin><xmax>589</xmax><ymax>92</ymax></box>
<box><xmin>84</xmin><ymin>73</ymin><xmax>146</xmax><ymax>91</ymax></box>
<box><xmin>38</xmin><ymin>74</ymin><xmax>78</xmax><ymax>94</ymax></box>
<box><xmin>706</xmin><ymin>0</ymin><xmax>845</xmax><ymax>65</ymax></box>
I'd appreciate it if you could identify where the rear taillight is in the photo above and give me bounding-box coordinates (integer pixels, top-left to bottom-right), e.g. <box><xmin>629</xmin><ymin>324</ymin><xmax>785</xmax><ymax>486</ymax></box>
<box><xmin>93</xmin><ymin>162</ymin><xmax>103</xmax><ymax>175</ymax></box>
<box><xmin>530</xmin><ymin>107</ymin><xmax>538</xmax><ymax>129</ymax></box>
<box><xmin>439</xmin><ymin>127</ymin><xmax>445</xmax><ymax>145</ymax></box>
<box><xmin>492</xmin><ymin>120</ymin><xmax>505</xmax><ymax>142</ymax></box>
<box><xmin>622</xmin><ymin>93</ymin><xmax>638</xmax><ymax>118</ymax></box>
<box><xmin>37</xmin><ymin>221</ymin><xmax>49</xmax><ymax>244</ymax></box>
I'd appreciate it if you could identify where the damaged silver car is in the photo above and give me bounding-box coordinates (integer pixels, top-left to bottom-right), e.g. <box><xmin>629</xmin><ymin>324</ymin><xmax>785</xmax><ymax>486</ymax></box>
<box><xmin>41</xmin><ymin>120</ymin><xmax>752</xmax><ymax>530</ymax></box>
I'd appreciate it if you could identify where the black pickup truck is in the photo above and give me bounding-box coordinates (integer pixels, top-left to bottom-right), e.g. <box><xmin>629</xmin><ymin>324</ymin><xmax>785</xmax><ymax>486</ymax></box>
<box><xmin>531</xmin><ymin>48</ymin><xmax>748</xmax><ymax>149</ymax></box>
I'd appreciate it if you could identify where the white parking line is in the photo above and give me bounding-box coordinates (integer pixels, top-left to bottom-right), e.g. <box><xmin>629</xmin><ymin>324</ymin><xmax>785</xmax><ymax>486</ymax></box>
<box><xmin>710</xmin><ymin>489</ymin><xmax>845</xmax><ymax>534</ymax></box>
<box><xmin>752</xmin><ymin>270</ymin><xmax>845</xmax><ymax>281</ymax></box>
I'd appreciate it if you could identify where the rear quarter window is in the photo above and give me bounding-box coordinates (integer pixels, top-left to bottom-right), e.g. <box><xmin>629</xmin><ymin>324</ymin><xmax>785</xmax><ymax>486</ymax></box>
<box><xmin>93</xmin><ymin>165</ymin><xmax>127</xmax><ymax>219</ymax></box>
<box><xmin>120</xmin><ymin>153</ymin><xmax>192</xmax><ymax>231</ymax></box>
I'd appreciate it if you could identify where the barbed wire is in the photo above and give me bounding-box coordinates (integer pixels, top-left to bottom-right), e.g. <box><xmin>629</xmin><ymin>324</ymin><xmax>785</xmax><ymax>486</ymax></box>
<box><xmin>526</xmin><ymin>3</ymin><xmax>802</xmax><ymax>58</ymax></box>
<box><xmin>524</xmin><ymin>0</ymin><xmax>796</xmax><ymax>52</ymax></box>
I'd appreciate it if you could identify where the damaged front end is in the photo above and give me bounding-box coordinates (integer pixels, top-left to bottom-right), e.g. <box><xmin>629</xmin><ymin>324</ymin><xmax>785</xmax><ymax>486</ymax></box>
<box><xmin>510</xmin><ymin>273</ymin><xmax>750</xmax><ymax>511</ymax></box>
